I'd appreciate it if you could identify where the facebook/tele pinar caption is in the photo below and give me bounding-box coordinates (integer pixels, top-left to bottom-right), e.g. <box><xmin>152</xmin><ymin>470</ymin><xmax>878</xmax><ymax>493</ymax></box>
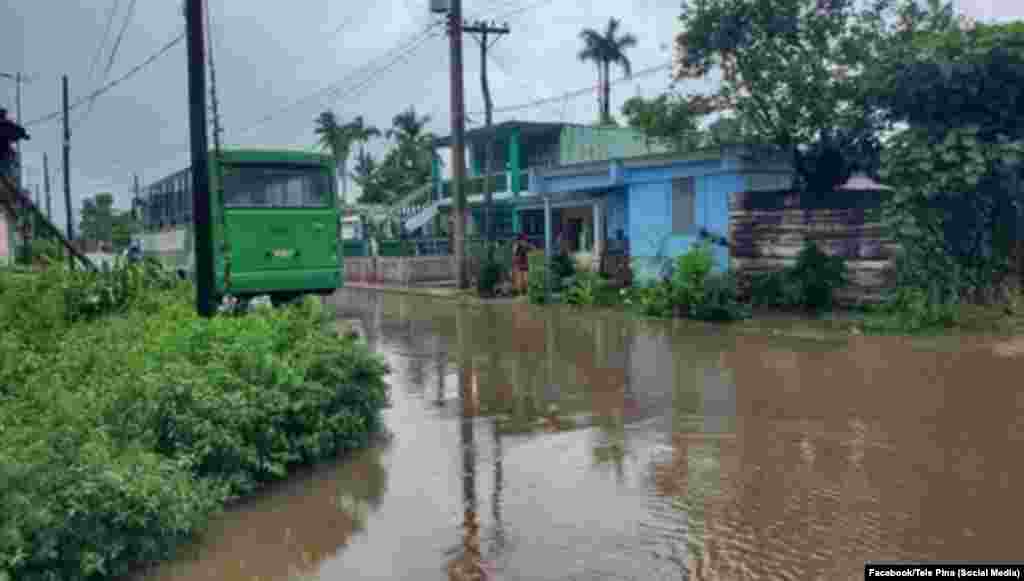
<box><xmin>866</xmin><ymin>564</ymin><xmax>1024</xmax><ymax>579</ymax></box>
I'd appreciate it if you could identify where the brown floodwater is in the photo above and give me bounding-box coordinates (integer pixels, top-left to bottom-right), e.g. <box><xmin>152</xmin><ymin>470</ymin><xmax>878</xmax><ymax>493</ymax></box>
<box><xmin>140</xmin><ymin>288</ymin><xmax>1024</xmax><ymax>581</ymax></box>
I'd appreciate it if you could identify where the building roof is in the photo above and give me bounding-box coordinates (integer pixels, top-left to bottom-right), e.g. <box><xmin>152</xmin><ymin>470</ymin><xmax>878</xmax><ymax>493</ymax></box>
<box><xmin>433</xmin><ymin>120</ymin><xmax>572</xmax><ymax>147</ymax></box>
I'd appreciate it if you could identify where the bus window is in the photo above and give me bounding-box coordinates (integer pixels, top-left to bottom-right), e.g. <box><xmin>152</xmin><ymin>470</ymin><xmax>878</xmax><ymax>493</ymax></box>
<box><xmin>222</xmin><ymin>165</ymin><xmax>330</xmax><ymax>209</ymax></box>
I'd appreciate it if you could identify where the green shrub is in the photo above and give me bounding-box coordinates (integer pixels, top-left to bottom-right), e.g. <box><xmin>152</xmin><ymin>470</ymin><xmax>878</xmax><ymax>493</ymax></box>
<box><xmin>692</xmin><ymin>272</ymin><xmax>751</xmax><ymax>322</ymax></box>
<box><xmin>477</xmin><ymin>259</ymin><xmax>504</xmax><ymax>297</ymax></box>
<box><xmin>526</xmin><ymin>251</ymin><xmax>551</xmax><ymax>304</ymax></box>
<box><xmin>565</xmin><ymin>270</ymin><xmax>612</xmax><ymax>307</ymax></box>
<box><xmin>748</xmin><ymin>270</ymin><xmax>802</xmax><ymax>308</ymax></box>
<box><xmin>863</xmin><ymin>286</ymin><xmax>962</xmax><ymax>333</ymax></box>
<box><xmin>747</xmin><ymin>242</ymin><xmax>849</xmax><ymax>311</ymax></box>
<box><xmin>0</xmin><ymin>268</ymin><xmax>390</xmax><ymax>581</ymax></box>
<box><xmin>790</xmin><ymin>241</ymin><xmax>849</xmax><ymax>311</ymax></box>
<box><xmin>670</xmin><ymin>242</ymin><xmax>714</xmax><ymax>315</ymax></box>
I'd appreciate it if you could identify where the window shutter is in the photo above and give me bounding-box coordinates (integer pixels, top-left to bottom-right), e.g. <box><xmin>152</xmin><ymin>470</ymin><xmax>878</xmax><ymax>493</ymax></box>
<box><xmin>672</xmin><ymin>177</ymin><xmax>696</xmax><ymax>234</ymax></box>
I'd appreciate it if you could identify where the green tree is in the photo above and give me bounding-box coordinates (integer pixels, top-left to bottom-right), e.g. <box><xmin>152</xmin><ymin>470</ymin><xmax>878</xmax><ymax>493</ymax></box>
<box><xmin>110</xmin><ymin>210</ymin><xmax>139</xmax><ymax>251</ymax></box>
<box><xmin>80</xmin><ymin>192</ymin><xmax>115</xmax><ymax>245</ymax></box>
<box><xmin>348</xmin><ymin>115</ymin><xmax>381</xmax><ymax>162</ymax></box>
<box><xmin>870</xmin><ymin>18</ymin><xmax>1024</xmax><ymax>303</ymax></box>
<box><xmin>315</xmin><ymin>111</ymin><xmax>356</xmax><ymax>204</ymax></box>
<box><xmin>674</xmin><ymin>0</ymin><xmax>900</xmax><ymax>191</ymax></box>
<box><xmin>705</xmin><ymin>114</ymin><xmax>754</xmax><ymax>147</ymax></box>
<box><xmin>621</xmin><ymin>93</ymin><xmax>704</xmax><ymax>152</ymax></box>
<box><xmin>579</xmin><ymin>18</ymin><xmax>638</xmax><ymax>125</ymax></box>
<box><xmin>352</xmin><ymin>150</ymin><xmax>389</xmax><ymax>205</ymax></box>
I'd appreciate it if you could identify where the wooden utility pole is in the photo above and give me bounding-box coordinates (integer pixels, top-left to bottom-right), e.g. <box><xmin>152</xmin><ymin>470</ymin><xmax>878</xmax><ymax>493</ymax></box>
<box><xmin>62</xmin><ymin>75</ymin><xmax>73</xmax><ymax>249</ymax></box>
<box><xmin>447</xmin><ymin>0</ymin><xmax>468</xmax><ymax>289</ymax></box>
<box><xmin>463</xmin><ymin>21</ymin><xmax>509</xmax><ymax>246</ymax></box>
<box><xmin>132</xmin><ymin>172</ymin><xmax>140</xmax><ymax>222</ymax></box>
<box><xmin>185</xmin><ymin>0</ymin><xmax>215</xmax><ymax>317</ymax></box>
<box><xmin>14</xmin><ymin>73</ymin><xmax>23</xmax><ymax>188</ymax></box>
<box><xmin>43</xmin><ymin>153</ymin><xmax>52</xmax><ymax>220</ymax></box>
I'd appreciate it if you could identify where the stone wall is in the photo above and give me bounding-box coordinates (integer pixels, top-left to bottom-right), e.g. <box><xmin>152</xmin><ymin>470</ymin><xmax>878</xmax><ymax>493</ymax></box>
<box><xmin>729</xmin><ymin>189</ymin><xmax>898</xmax><ymax>305</ymax></box>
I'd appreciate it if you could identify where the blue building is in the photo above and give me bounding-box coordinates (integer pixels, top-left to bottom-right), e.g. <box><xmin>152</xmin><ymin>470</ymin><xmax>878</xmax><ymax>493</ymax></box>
<box><xmin>519</xmin><ymin>145</ymin><xmax>793</xmax><ymax>282</ymax></box>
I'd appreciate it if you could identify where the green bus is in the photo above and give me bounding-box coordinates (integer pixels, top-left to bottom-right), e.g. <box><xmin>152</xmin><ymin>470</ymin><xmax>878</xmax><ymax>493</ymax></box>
<box><xmin>137</xmin><ymin>148</ymin><xmax>342</xmax><ymax>302</ymax></box>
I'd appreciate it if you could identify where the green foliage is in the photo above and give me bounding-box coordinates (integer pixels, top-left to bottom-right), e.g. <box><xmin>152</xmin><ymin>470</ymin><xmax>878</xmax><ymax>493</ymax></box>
<box><xmin>476</xmin><ymin>257</ymin><xmax>504</xmax><ymax>297</ymax></box>
<box><xmin>526</xmin><ymin>250</ymin><xmax>552</xmax><ymax>304</ymax></box>
<box><xmin>551</xmin><ymin>252</ymin><xmax>576</xmax><ymax>281</ymax></box>
<box><xmin>880</xmin><ymin>126</ymin><xmax>1023</xmax><ymax>303</ymax></box>
<box><xmin>748</xmin><ymin>270</ymin><xmax>802</xmax><ymax>308</ymax></box>
<box><xmin>0</xmin><ymin>266</ymin><xmax>390</xmax><ymax>581</ymax></box>
<box><xmin>565</xmin><ymin>270</ymin><xmax>614</xmax><ymax>307</ymax></box>
<box><xmin>79</xmin><ymin>193</ymin><xmax>116</xmax><ymax>245</ymax></box>
<box><xmin>578</xmin><ymin>17</ymin><xmax>638</xmax><ymax>124</ymax></box>
<box><xmin>790</xmin><ymin>241</ymin><xmax>850</xmax><ymax>311</ymax></box>
<box><xmin>621</xmin><ymin>93</ymin><xmax>704</xmax><ymax>152</ymax></box>
<box><xmin>863</xmin><ymin>286</ymin><xmax>961</xmax><ymax>333</ymax></box>
<box><xmin>676</xmin><ymin>0</ymin><xmax>898</xmax><ymax>187</ymax></box>
<box><xmin>621</xmin><ymin>243</ymin><xmax>749</xmax><ymax>321</ymax></box>
<box><xmin>694</xmin><ymin>271</ymin><xmax>751</xmax><ymax>322</ymax></box>
<box><xmin>747</xmin><ymin>242</ymin><xmax>849</xmax><ymax>311</ymax></box>
<box><xmin>670</xmin><ymin>241</ymin><xmax>714</xmax><ymax>314</ymax></box>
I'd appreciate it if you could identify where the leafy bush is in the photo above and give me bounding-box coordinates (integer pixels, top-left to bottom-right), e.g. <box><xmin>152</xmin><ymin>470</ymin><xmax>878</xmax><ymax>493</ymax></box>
<box><xmin>692</xmin><ymin>272</ymin><xmax>751</xmax><ymax>322</ymax></box>
<box><xmin>670</xmin><ymin>242</ymin><xmax>714</xmax><ymax>315</ymax></box>
<box><xmin>0</xmin><ymin>267</ymin><xmax>390</xmax><ymax>581</ymax></box>
<box><xmin>746</xmin><ymin>242</ymin><xmax>849</xmax><ymax>311</ymax></box>
<box><xmin>790</xmin><ymin>241</ymin><xmax>849</xmax><ymax>311</ymax></box>
<box><xmin>863</xmin><ymin>286</ymin><xmax>962</xmax><ymax>333</ymax></box>
<box><xmin>619</xmin><ymin>244</ymin><xmax>749</xmax><ymax>321</ymax></box>
<box><xmin>748</xmin><ymin>270</ymin><xmax>802</xmax><ymax>308</ymax></box>
<box><xmin>526</xmin><ymin>251</ymin><xmax>551</xmax><ymax>304</ymax></box>
<box><xmin>565</xmin><ymin>270</ymin><xmax>612</xmax><ymax>307</ymax></box>
<box><xmin>476</xmin><ymin>258</ymin><xmax>504</xmax><ymax>297</ymax></box>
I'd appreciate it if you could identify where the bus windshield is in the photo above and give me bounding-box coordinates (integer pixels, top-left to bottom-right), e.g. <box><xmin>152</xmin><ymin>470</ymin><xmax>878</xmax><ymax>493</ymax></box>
<box><xmin>222</xmin><ymin>164</ymin><xmax>331</xmax><ymax>208</ymax></box>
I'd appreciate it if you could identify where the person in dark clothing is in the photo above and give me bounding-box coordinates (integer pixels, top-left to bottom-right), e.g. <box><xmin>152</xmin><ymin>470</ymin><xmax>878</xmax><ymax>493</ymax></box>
<box><xmin>511</xmin><ymin>232</ymin><xmax>533</xmax><ymax>294</ymax></box>
<box><xmin>0</xmin><ymin>108</ymin><xmax>30</xmax><ymax>181</ymax></box>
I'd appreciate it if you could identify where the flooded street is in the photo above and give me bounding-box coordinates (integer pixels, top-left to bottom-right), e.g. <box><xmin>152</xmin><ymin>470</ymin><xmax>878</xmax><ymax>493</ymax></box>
<box><xmin>145</xmin><ymin>288</ymin><xmax>1024</xmax><ymax>580</ymax></box>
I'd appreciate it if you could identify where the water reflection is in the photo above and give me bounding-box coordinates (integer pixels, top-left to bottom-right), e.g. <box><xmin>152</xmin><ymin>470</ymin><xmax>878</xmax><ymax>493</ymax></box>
<box><xmin>148</xmin><ymin>288</ymin><xmax>1024</xmax><ymax>581</ymax></box>
<box><xmin>139</xmin><ymin>445</ymin><xmax>388</xmax><ymax>581</ymax></box>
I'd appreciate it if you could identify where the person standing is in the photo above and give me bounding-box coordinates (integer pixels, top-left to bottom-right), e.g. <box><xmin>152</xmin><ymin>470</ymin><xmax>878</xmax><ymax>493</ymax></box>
<box><xmin>512</xmin><ymin>233</ymin><xmax>533</xmax><ymax>295</ymax></box>
<box><xmin>0</xmin><ymin>108</ymin><xmax>30</xmax><ymax>182</ymax></box>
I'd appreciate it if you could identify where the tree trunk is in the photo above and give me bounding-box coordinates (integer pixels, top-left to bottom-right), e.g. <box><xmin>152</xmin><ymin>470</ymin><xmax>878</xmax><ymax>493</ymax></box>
<box><xmin>340</xmin><ymin>157</ymin><xmax>348</xmax><ymax>205</ymax></box>
<box><xmin>598</xmin><ymin>60</ymin><xmax>606</xmax><ymax>123</ymax></box>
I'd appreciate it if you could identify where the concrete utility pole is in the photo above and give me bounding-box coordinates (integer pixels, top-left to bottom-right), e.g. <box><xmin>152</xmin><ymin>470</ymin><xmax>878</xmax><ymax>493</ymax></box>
<box><xmin>447</xmin><ymin>0</ymin><xmax>469</xmax><ymax>289</ymax></box>
<box><xmin>185</xmin><ymin>0</ymin><xmax>215</xmax><ymax>317</ymax></box>
<box><xmin>43</xmin><ymin>153</ymin><xmax>52</xmax><ymax>221</ymax></box>
<box><xmin>463</xmin><ymin>20</ymin><xmax>509</xmax><ymax>246</ymax></box>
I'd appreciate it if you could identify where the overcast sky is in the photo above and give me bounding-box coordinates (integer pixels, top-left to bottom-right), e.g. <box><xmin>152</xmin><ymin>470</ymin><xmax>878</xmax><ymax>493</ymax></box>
<box><xmin>3</xmin><ymin>0</ymin><xmax>1023</xmax><ymax>226</ymax></box>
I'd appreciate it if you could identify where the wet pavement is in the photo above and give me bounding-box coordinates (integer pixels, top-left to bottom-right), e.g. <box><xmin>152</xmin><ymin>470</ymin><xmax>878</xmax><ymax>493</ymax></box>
<box><xmin>141</xmin><ymin>288</ymin><xmax>1024</xmax><ymax>580</ymax></box>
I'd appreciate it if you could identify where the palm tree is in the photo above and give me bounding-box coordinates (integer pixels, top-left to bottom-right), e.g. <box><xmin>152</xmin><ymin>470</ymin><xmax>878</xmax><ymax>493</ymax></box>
<box><xmin>348</xmin><ymin>115</ymin><xmax>381</xmax><ymax>161</ymax></box>
<box><xmin>314</xmin><ymin>110</ymin><xmax>356</xmax><ymax>205</ymax></box>
<box><xmin>578</xmin><ymin>17</ymin><xmax>638</xmax><ymax>124</ymax></box>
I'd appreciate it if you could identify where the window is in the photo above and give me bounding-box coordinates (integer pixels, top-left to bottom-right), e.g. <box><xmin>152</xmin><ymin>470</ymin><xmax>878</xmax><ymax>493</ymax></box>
<box><xmin>222</xmin><ymin>164</ymin><xmax>330</xmax><ymax>208</ymax></box>
<box><xmin>672</xmin><ymin>177</ymin><xmax>696</xmax><ymax>234</ymax></box>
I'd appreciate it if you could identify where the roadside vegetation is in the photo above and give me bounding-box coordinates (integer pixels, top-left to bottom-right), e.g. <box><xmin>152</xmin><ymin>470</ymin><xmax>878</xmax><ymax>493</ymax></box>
<box><xmin>0</xmin><ymin>261</ymin><xmax>389</xmax><ymax>581</ymax></box>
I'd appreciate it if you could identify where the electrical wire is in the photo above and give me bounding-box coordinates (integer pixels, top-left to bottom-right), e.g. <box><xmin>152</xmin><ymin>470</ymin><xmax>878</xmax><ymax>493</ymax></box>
<box><xmin>102</xmin><ymin>0</ymin><xmax>139</xmax><ymax>80</ymax></box>
<box><xmin>232</xmin><ymin>20</ymin><xmax>445</xmax><ymax>138</ymax></box>
<box><xmin>86</xmin><ymin>0</ymin><xmax>121</xmax><ymax>86</ymax></box>
<box><xmin>472</xmin><ymin>61</ymin><xmax>673</xmax><ymax>116</ymax></box>
<box><xmin>25</xmin><ymin>32</ymin><xmax>185</xmax><ymax>127</ymax></box>
<box><xmin>76</xmin><ymin>0</ymin><xmax>139</xmax><ymax>128</ymax></box>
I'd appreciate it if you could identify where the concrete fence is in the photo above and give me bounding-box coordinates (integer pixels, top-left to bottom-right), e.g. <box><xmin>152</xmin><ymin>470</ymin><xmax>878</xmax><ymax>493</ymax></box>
<box><xmin>343</xmin><ymin>255</ymin><xmax>455</xmax><ymax>285</ymax></box>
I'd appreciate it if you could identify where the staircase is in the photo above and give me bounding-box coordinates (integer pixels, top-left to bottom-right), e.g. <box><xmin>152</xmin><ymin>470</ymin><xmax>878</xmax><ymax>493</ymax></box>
<box><xmin>0</xmin><ymin>175</ymin><xmax>95</xmax><ymax>270</ymax></box>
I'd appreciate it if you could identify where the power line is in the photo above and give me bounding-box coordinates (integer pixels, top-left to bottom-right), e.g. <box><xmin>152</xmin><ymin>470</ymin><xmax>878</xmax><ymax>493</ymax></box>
<box><xmin>25</xmin><ymin>31</ymin><xmax>185</xmax><ymax>127</ymax></box>
<box><xmin>233</xmin><ymin>20</ymin><xmax>445</xmax><ymax>138</ymax></box>
<box><xmin>473</xmin><ymin>61</ymin><xmax>673</xmax><ymax>116</ymax></box>
<box><xmin>86</xmin><ymin>0</ymin><xmax>121</xmax><ymax>85</ymax></box>
<box><xmin>77</xmin><ymin>0</ymin><xmax>139</xmax><ymax>129</ymax></box>
<box><xmin>102</xmin><ymin>0</ymin><xmax>139</xmax><ymax>80</ymax></box>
